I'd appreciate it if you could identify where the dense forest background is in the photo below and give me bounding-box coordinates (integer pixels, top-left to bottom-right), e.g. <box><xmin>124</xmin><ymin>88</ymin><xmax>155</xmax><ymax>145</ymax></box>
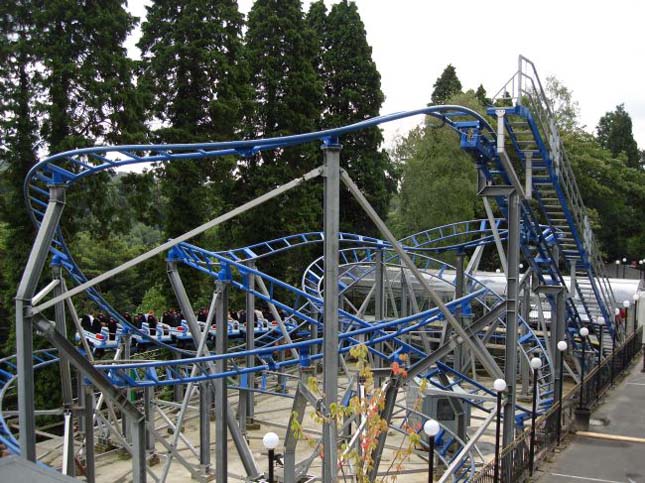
<box><xmin>1</xmin><ymin>0</ymin><xmax>644</xmax><ymax>366</ymax></box>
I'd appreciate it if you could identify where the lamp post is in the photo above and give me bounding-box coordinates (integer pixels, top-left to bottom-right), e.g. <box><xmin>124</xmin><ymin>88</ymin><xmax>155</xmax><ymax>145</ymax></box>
<box><xmin>528</xmin><ymin>357</ymin><xmax>542</xmax><ymax>476</ymax></box>
<box><xmin>622</xmin><ymin>257</ymin><xmax>627</xmax><ymax>278</ymax></box>
<box><xmin>493</xmin><ymin>378</ymin><xmax>506</xmax><ymax>483</ymax></box>
<box><xmin>423</xmin><ymin>419</ymin><xmax>440</xmax><ymax>483</ymax></box>
<box><xmin>615</xmin><ymin>259</ymin><xmax>621</xmax><ymax>277</ymax></box>
<box><xmin>556</xmin><ymin>341</ymin><xmax>568</xmax><ymax>445</ymax></box>
<box><xmin>262</xmin><ymin>432</ymin><xmax>279</xmax><ymax>483</ymax></box>
<box><xmin>623</xmin><ymin>300</ymin><xmax>631</xmax><ymax>334</ymax></box>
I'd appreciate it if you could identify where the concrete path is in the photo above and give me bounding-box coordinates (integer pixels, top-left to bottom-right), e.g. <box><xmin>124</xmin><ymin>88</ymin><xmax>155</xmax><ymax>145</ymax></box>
<box><xmin>537</xmin><ymin>359</ymin><xmax>645</xmax><ymax>483</ymax></box>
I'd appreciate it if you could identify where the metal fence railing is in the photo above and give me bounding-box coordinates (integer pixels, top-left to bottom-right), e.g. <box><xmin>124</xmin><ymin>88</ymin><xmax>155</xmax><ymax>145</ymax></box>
<box><xmin>471</xmin><ymin>326</ymin><xmax>643</xmax><ymax>482</ymax></box>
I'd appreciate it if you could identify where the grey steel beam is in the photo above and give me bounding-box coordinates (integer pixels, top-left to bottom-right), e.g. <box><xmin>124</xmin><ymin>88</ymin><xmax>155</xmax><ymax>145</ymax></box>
<box><xmin>214</xmin><ymin>281</ymin><xmax>228</xmax><ymax>482</ymax></box>
<box><xmin>455</xmin><ymin>251</ymin><xmax>465</xmax><ymax>372</ymax></box>
<box><xmin>503</xmin><ymin>189</ymin><xmax>520</xmax><ymax>448</ymax></box>
<box><xmin>367</xmin><ymin>377</ymin><xmax>402</xmax><ymax>482</ymax></box>
<box><xmin>284</xmin><ymin>386</ymin><xmax>308</xmax><ymax>483</ymax></box>
<box><xmin>62</xmin><ymin>278</ymin><xmax>94</xmax><ymax>359</ymax></box>
<box><xmin>16</xmin><ymin>185</ymin><xmax>66</xmax><ymax>462</ymax></box>
<box><xmin>520</xmin><ymin>280</ymin><xmax>531</xmax><ymax>397</ymax></box>
<box><xmin>84</xmin><ymin>385</ymin><xmax>96</xmax><ymax>483</ymax></box>
<box><xmin>52</xmin><ymin>264</ymin><xmax>74</xmax><ymax>475</ymax></box>
<box><xmin>482</xmin><ymin>197</ymin><xmax>508</xmax><ymax>274</ymax></box>
<box><xmin>240</xmin><ymin>262</ymin><xmax>255</xmax><ymax>429</ymax></box>
<box><xmin>143</xmin><ymin>386</ymin><xmax>155</xmax><ymax>455</ymax></box>
<box><xmin>322</xmin><ymin>141</ymin><xmax>341</xmax><ymax>483</ymax></box>
<box><xmin>32</xmin><ymin>316</ymin><xmax>146</xmax><ymax>482</ymax></box>
<box><xmin>32</xmin><ymin>167</ymin><xmax>325</xmax><ymax>316</ymax></box>
<box><xmin>199</xmin><ymin>382</ymin><xmax>211</xmax><ymax>475</ymax></box>
<box><xmin>341</xmin><ymin>171</ymin><xmax>504</xmax><ymax>380</ymax></box>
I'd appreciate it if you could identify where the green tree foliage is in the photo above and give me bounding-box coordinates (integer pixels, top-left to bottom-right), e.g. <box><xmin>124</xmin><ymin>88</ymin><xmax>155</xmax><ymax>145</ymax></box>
<box><xmin>38</xmin><ymin>0</ymin><xmax>145</xmax><ymax>152</ymax></box>
<box><xmin>0</xmin><ymin>0</ymin><xmax>40</xmax><ymax>330</ymax></box>
<box><xmin>430</xmin><ymin>64</ymin><xmax>462</xmax><ymax>105</ymax></box>
<box><xmin>138</xmin><ymin>0</ymin><xmax>247</xmax><ymax>236</ymax></box>
<box><xmin>565</xmin><ymin>131</ymin><xmax>645</xmax><ymax>260</ymax></box>
<box><xmin>308</xmin><ymin>0</ymin><xmax>396</xmax><ymax>235</ymax></box>
<box><xmin>596</xmin><ymin>104</ymin><xmax>640</xmax><ymax>168</ymax></box>
<box><xmin>546</xmin><ymin>76</ymin><xmax>580</xmax><ymax>132</ymax></box>
<box><xmin>233</xmin><ymin>0</ymin><xmax>323</xmax><ymax>279</ymax></box>
<box><xmin>393</xmin><ymin>92</ymin><xmax>482</xmax><ymax>237</ymax></box>
<box><xmin>475</xmin><ymin>84</ymin><xmax>490</xmax><ymax>106</ymax></box>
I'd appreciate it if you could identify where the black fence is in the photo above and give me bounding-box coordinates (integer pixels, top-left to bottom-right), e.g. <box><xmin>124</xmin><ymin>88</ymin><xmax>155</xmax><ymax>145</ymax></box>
<box><xmin>471</xmin><ymin>327</ymin><xmax>643</xmax><ymax>482</ymax></box>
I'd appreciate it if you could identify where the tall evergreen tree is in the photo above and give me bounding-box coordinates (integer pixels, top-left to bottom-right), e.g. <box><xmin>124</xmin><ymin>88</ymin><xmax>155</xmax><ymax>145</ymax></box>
<box><xmin>309</xmin><ymin>0</ymin><xmax>396</xmax><ymax>236</ymax></box>
<box><xmin>475</xmin><ymin>84</ymin><xmax>490</xmax><ymax>106</ymax></box>
<box><xmin>234</xmin><ymin>0</ymin><xmax>323</xmax><ymax>279</ymax></box>
<box><xmin>34</xmin><ymin>0</ymin><xmax>145</xmax><ymax>241</ymax></box>
<box><xmin>138</xmin><ymin>0</ymin><xmax>247</xmax><ymax>298</ymax></box>
<box><xmin>430</xmin><ymin>64</ymin><xmax>462</xmax><ymax>105</ymax></box>
<box><xmin>0</xmin><ymin>0</ymin><xmax>40</xmax><ymax>353</ymax></box>
<box><xmin>596</xmin><ymin>104</ymin><xmax>640</xmax><ymax>168</ymax></box>
<box><xmin>38</xmin><ymin>0</ymin><xmax>144</xmax><ymax>152</ymax></box>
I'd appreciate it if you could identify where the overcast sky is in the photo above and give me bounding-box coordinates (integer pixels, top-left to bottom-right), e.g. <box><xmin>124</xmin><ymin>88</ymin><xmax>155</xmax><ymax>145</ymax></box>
<box><xmin>126</xmin><ymin>0</ymin><xmax>645</xmax><ymax>150</ymax></box>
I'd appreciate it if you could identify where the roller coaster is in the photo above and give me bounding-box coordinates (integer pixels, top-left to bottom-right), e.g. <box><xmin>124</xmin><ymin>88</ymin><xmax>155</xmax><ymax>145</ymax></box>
<box><xmin>4</xmin><ymin>56</ymin><xmax>638</xmax><ymax>482</ymax></box>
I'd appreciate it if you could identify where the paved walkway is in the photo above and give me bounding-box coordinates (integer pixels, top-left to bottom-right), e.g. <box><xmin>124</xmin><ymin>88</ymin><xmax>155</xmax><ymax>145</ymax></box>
<box><xmin>537</xmin><ymin>359</ymin><xmax>645</xmax><ymax>483</ymax></box>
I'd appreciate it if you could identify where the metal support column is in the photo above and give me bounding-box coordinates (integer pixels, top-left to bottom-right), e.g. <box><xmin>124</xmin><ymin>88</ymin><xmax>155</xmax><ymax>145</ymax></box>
<box><xmin>284</xmin><ymin>388</ymin><xmax>307</xmax><ymax>483</ymax></box>
<box><xmin>455</xmin><ymin>251</ymin><xmax>465</xmax><ymax>373</ymax></box>
<box><xmin>52</xmin><ymin>264</ymin><xmax>74</xmax><ymax>406</ymax></box>
<box><xmin>241</xmin><ymin>261</ymin><xmax>256</xmax><ymax>429</ymax></box>
<box><xmin>504</xmin><ymin>188</ymin><xmax>520</xmax><ymax>448</ymax></box>
<box><xmin>322</xmin><ymin>139</ymin><xmax>341</xmax><ymax>483</ymax></box>
<box><xmin>53</xmin><ymin>262</ymin><xmax>74</xmax><ymax>474</ymax></box>
<box><xmin>200</xmin><ymin>382</ymin><xmax>211</xmax><ymax>475</ymax></box>
<box><xmin>143</xmin><ymin>386</ymin><xmax>155</xmax><ymax>457</ymax></box>
<box><xmin>214</xmin><ymin>280</ymin><xmax>229</xmax><ymax>482</ymax></box>
<box><xmin>16</xmin><ymin>185</ymin><xmax>66</xmax><ymax>461</ymax></box>
<box><xmin>520</xmin><ymin>278</ymin><xmax>531</xmax><ymax>397</ymax></box>
<box><xmin>84</xmin><ymin>384</ymin><xmax>96</xmax><ymax>483</ymax></box>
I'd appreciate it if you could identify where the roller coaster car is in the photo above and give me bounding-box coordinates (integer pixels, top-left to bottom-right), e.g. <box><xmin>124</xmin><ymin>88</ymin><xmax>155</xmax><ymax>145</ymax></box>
<box><xmin>132</xmin><ymin>322</ymin><xmax>173</xmax><ymax>347</ymax></box>
<box><xmin>169</xmin><ymin>320</ymin><xmax>193</xmax><ymax>345</ymax></box>
<box><xmin>240</xmin><ymin>318</ymin><xmax>271</xmax><ymax>336</ymax></box>
<box><xmin>75</xmin><ymin>326</ymin><xmax>120</xmax><ymax>357</ymax></box>
<box><xmin>208</xmin><ymin>320</ymin><xmax>242</xmax><ymax>341</ymax></box>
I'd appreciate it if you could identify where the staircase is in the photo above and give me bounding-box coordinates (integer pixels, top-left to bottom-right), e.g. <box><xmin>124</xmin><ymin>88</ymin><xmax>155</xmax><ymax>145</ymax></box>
<box><xmin>489</xmin><ymin>56</ymin><xmax>618</xmax><ymax>336</ymax></box>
